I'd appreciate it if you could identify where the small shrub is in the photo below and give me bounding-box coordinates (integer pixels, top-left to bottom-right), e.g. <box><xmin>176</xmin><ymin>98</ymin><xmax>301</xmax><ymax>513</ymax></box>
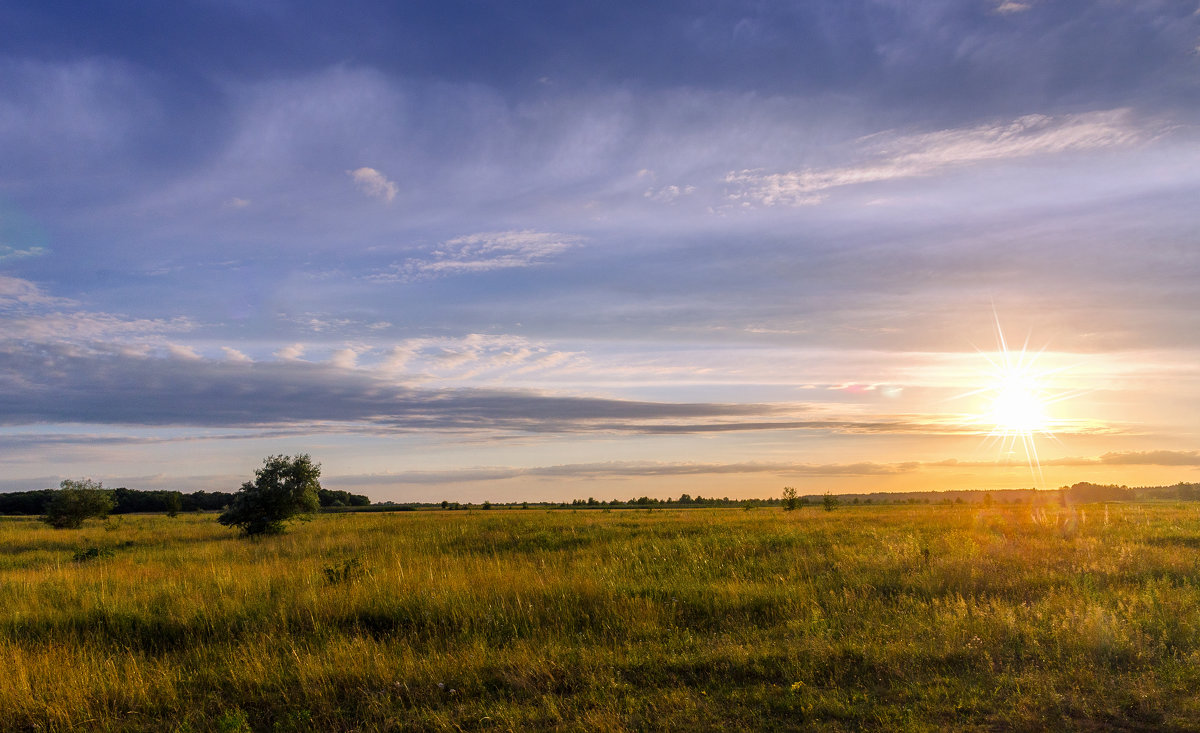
<box><xmin>323</xmin><ymin>555</ymin><xmax>365</xmax><ymax>585</ymax></box>
<box><xmin>215</xmin><ymin>709</ymin><xmax>251</xmax><ymax>733</ymax></box>
<box><xmin>823</xmin><ymin>493</ymin><xmax>839</xmax><ymax>512</ymax></box>
<box><xmin>273</xmin><ymin>709</ymin><xmax>313</xmax><ymax>731</ymax></box>
<box><xmin>72</xmin><ymin>546</ymin><xmax>115</xmax><ymax>563</ymax></box>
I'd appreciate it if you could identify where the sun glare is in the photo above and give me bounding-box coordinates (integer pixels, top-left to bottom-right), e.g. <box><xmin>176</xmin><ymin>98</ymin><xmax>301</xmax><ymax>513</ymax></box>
<box><xmin>955</xmin><ymin>314</ymin><xmax>1080</xmax><ymax>487</ymax></box>
<box><xmin>989</xmin><ymin>370</ymin><xmax>1049</xmax><ymax>435</ymax></box>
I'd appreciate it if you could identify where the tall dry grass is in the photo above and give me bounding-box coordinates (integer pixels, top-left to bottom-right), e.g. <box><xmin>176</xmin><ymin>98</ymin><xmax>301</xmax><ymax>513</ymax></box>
<box><xmin>2</xmin><ymin>503</ymin><xmax>1200</xmax><ymax>730</ymax></box>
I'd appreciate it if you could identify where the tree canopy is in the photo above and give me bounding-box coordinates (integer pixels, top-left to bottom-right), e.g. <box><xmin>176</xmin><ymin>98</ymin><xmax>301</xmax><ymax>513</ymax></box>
<box><xmin>42</xmin><ymin>479</ymin><xmax>115</xmax><ymax>529</ymax></box>
<box><xmin>218</xmin><ymin>454</ymin><xmax>322</xmax><ymax>536</ymax></box>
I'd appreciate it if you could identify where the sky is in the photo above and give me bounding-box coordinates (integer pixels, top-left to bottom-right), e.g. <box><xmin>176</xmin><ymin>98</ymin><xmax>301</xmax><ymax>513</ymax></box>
<box><xmin>1</xmin><ymin>0</ymin><xmax>1199</xmax><ymax>502</ymax></box>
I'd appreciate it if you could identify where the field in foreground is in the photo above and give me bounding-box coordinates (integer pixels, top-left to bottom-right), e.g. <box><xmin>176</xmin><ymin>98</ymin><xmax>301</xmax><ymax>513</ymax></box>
<box><xmin>4</xmin><ymin>503</ymin><xmax>1200</xmax><ymax>731</ymax></box>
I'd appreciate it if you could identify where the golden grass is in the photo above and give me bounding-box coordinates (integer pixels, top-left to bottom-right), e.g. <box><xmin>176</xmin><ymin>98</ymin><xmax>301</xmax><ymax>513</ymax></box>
<box><xmin>2</xmin><ymin>503</ymin><xmax>1200</xmax><ymax>730</ymax></box>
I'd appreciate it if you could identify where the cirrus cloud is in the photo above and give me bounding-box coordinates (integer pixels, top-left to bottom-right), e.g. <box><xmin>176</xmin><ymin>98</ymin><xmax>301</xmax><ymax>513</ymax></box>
<box><xmin>726</xmin><ymin>109</ymin><xmax>1153</xmax><ymax>206</ymax></box>
<box><xmin>370</xmin><ymin>230</ymin><xmax>582</xmax><ymax>282</ymax></box>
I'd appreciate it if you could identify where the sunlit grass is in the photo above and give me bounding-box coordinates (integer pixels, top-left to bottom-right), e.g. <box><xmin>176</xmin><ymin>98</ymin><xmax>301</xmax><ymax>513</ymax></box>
<box><xmin>3</xmin><ymin>504</ymin><xmax>1200</xmax><ymax>730</ymax></box>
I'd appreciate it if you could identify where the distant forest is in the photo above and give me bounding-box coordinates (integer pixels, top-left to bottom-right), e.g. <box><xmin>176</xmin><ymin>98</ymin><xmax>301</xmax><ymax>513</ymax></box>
<box><xmin>0</xmin><ymin>487</ymin><xmax>370</xmax><ymax>516</ymax></box>
<box><xmin>403</xmin><ymin>482</ymin><xmax>1200</xmax><ymax>511</ymax></box>
<box><xmin>1</xmin><ymin>481</ymin><xmax>1198</xmax><ymax>516</ymax></box>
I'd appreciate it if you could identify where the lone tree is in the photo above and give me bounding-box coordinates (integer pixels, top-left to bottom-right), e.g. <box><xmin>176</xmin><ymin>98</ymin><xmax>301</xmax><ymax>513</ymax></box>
<box><xmin>822</xmin><ymin>492</ymin><xmax>839</xmax><ymax>512</ymax></box>
<box><xmin>218</xmin><ymin>454</ymin><xmax>322</xmax><ymax>536</ymax></box>
<box><xmin>781</xmin><ymin>486</ymin><xmax>800</xmax><ymax>511</ymax></box>
<box><xmin>42</xmin><ymin>479</ymin><xmax>115</xmax><ymax>529</ymax></box>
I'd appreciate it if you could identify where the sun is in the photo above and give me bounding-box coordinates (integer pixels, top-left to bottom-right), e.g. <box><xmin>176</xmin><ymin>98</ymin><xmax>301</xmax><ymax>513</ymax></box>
<box><xmin>955</xmin><ymin>315</ymin><xmax>1077</xmax><ymax>487</ymax></box>
<box><xmin>989</xmin><ymin>366</ymin><xmax>1049</xmax><ymax>436</ymax></box>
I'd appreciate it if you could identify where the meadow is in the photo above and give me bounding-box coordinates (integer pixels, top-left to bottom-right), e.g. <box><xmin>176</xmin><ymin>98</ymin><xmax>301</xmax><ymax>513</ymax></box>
<box><xmin>3</xmin><ymin>502</ymin><xmax>1200</xmax><ymax>731</ymax></box>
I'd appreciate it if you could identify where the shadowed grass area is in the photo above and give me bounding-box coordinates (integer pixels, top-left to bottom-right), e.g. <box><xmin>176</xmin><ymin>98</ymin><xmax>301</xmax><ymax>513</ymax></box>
<box><xmin>2</xmin><ymin>504</ymin><xmax>1200</xmax><ymax>730</ymax></box>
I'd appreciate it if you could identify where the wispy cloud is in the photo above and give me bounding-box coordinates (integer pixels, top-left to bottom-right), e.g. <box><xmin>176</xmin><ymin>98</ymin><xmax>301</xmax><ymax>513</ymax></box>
<box><xmin>726</xmin><ymin>109</ymin><xmax>1150</xmax><ymax>206</ymax></box>
<box><xmin>644</xmin><ymin>184</ymin><xmax>695</xmax><ymax>203</ymax></box>
<box><xmin>0</xmin><ymin>312</ymin><xmax>193</xmax><ymax>344</ymax></box>
<box><xmin>995</xmin><ymin>1</ymin><xmax>1032</xmax><ymax>14</ymax></box>
<box><xmin>0</xmin><ymin>275</ymin><xmax>192</xmax><ymax>346</ymax></box>
<box><xmin>0</xmin><ymin>274</ymin><xmax>72</xmax><ymax>308</ymax></box>
<box><xmin>284</xmin><ymin>313</ymin><xmax>392</xmax><ymax>334</ymax></box>
<box><xmin>1056</xmin><ymin>450</ymin><xmax>1200</xmax><ymax>467</ymax></box>
<box><xmin>934</xmin><ymin>451</ymin><xmax>1200</xmax><ymax>469</ymax></box>
<box><xmin>382</xmin><ymin>333</ymin><xmax>584</xmax><ymax>381</ymax></box>
<box><xmin>0</xmin><ymin>245</ymin><xmax>47</xmax><ymax>261</ymax></box>
<box><xmin>371</xmin><ymin>230</ymin><xmax>581</xmax><ymax>282</ymax></box>
<box><xmin>348</xmin><ymin>166</ymin><xmax>398</xmax><ymax>202</ymax></box>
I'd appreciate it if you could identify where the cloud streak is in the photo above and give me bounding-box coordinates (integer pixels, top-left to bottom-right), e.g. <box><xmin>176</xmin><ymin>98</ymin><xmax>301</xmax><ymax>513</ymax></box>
<box><xmin>0</xmin><ymin>274</ymin><xmax>72</xmax><ymax>309</ymax></box>
<box><xmin>331</xmin><ymin>460</ymin><xmax>920</xmax><ymax>486</ymax></box>
<box><xmin>0</xmin><ymin>343</ymin><xmax>975</xmax><ymax>437</ymax></box>
<box><xmin>372</xmin><ymin>231</ymin><xmax>581</xmax><ymax>282</ymax></box>
<box><xmin>0</xmin><ymin>275</ymin><xmax>192</xmax><ymax>346</ymax></box>
<box><xmin>726</xmin><ymin>109</ymin><xmax>1151</xmax><ymax>206</ymax></box>
<box><xmin>1056</xmin><ymin>451</ymin><xmax>1200</xmax><ymax>468</ymax></box>
<box><xmin>0</xmin><ymin>343</ymin><xmax>779</xmax><ymax>431</ymax></box>
<box><xmin>381</xmin><ymin>333</ymin><xmax>584</xmax><ymax>381</ymax></box>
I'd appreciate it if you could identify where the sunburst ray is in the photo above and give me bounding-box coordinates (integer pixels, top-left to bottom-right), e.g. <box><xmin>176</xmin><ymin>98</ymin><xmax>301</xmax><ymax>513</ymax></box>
<box><xmin>952</xmin><ymin>313</ymin><xmax>1084</xmax><ymax>487</ymax></box>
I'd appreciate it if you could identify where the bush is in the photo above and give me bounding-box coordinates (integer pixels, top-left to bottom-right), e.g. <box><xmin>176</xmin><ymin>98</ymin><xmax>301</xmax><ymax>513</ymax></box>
<box><xmin>323</xmin><ymin>555</ymin><xmax>365</xmax><ymax>585</ymax></box>
<box><xmin>42</xmin><ymin>479</ymin><xmax>115</xmax><ymax>529</ymax></box>
<box><xmin>218</xmin><ymin>454</ymin><xmax>322</xmax><ymax>536</ymax></box>
<box><xmin>73</xmin><ymin>546</ymin><xmax>115</xmax><ymax>562</ymax></box>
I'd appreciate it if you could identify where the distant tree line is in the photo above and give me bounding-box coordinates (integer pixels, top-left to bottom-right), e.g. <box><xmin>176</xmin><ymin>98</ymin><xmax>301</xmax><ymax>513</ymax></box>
<box><xmin>316</xmin><ymin>488</ymin><xmax>372</xmax><ymax>508</ymax></box>
<box><xmin>430</xmin><ymin>483</ymin><xmax>1200</xmax><ymax>510</ymax></box>
<box><xmin>0</xmin><ymin>485</ymin><xmax>369</xmax><ymax>515</ymax></box>
<box><xmin>1063</xmin><ymin>482</ymin><xmax>1135</xmax><ymax>503</ymax></box>
<box><xmin>9</xmin><ymin>477</ymin><xmax>1200</xmax><ymax>520</ymax></box>
<box><xmin>1137</xmin><ymin>482</ymin><xmax>1200</xmax><ymax>502</ymax></box>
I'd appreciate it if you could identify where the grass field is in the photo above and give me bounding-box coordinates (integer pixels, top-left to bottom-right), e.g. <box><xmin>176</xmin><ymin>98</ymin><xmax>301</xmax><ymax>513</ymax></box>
<box><xmin>4</xmin><ymin>502</ymin><xmax>1200</xmax><ymax>731</ymax></box>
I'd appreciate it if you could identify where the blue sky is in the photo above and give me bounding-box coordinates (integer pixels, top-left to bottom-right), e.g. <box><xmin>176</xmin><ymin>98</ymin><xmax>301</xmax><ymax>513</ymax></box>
<box><xmin>2</xmin><ymin>1</ymin><xmax>1199</xmax><ymax>500</ymax></box>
